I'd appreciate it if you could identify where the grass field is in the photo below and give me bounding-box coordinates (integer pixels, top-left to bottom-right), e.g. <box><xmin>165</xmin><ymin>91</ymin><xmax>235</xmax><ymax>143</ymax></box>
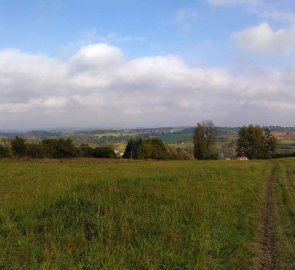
<box><xmin>0</xmin><ymin>159</ymin><xmax>294</xmax><ymax>269</ymax></box>
<box><xmin>272</xmin><ymin>159</ymin><xmax>295</xmax><ymax>269</ymax></box>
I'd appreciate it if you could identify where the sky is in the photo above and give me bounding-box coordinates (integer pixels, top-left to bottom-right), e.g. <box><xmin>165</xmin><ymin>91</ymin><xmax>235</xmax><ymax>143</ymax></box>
<box><xmin>0</xmin><ymin>0</ymin><xmax>295</xmax><ymax>130</ymax></box>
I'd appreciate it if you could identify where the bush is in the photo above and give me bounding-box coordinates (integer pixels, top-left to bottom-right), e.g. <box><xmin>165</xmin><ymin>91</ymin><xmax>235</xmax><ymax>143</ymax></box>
<box><xmin>11</xmin><ymin>136</ymin><xmax>26</xmax><ymax>157</ymax></box>
<box><xmin>0</xmin><ymin>144</ymin><xmax>9</xmax><ymax>158</ymax></box>
<box><xmin>167</xmin><ymin>145</ymin><xmax>193</xmax><ymax>160</ymax></box>
<box><xmin>78</xmin><ymin>144</ymin><xmax>94</xmax><ymax>157</ymax></box>
<box><xmin>26</xmin><ymin>143</ymin><xmax>46</xmax><ymax>159</ymax></box>
<box><xmin>92</xmin><ymin>146</ymin><xmax>116</xmax><ymax>158</ymax></box>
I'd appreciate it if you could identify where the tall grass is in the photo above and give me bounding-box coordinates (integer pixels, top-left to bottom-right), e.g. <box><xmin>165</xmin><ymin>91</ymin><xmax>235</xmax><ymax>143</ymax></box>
<box><xmin>0</xmin><ymin>160</ymin><xmax>270</xmax><ymax>269</ymax></box>
<box><xmin>273</xmin><ymin>159</ymin><xmax>295</xmax><ymax>269</ymax></box>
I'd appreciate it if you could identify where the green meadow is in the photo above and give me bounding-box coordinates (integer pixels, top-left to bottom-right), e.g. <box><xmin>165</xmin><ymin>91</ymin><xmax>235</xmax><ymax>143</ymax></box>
<box><xmin>0</xmin><ymin>159</ymin><xmax>294</xmax><ymax>269</ymax></box>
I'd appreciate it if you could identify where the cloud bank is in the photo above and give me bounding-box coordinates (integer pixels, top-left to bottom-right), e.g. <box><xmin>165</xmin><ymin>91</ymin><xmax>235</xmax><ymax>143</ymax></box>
<box><xmin>233</xmin><ymin>23</ymin><xmax>295</xmax><ymax>56</ymax></box>
<box><xmin>0</xmin><ymin>43</ymin><xmax>294</xmax><ymax>130</ymax></box>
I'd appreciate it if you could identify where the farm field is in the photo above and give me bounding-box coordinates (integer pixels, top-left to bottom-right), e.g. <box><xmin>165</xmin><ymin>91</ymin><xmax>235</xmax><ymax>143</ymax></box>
<box><xmin>0</xmin><ymin>159</ymin><xmax>294</xmax><ymax>269</ymax></box>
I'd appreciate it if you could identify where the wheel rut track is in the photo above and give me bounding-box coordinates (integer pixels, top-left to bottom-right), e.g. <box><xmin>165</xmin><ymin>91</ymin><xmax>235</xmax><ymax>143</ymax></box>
<box><xmin>259</xmin><ymin>163</ymin><xmax>277</xmax><ymax>270</ymax></box>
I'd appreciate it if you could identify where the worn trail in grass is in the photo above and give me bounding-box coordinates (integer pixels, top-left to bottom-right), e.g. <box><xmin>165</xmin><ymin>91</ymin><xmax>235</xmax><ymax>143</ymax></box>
<box><xmin>258</xmin><ymin>158</ymin><xmax>295</xmax><ymax>270</ymax></box>
<box><xmin>259</xmin><ymin>163</ymin><xmax>276</xmax><ymax>270</ymax></box>
<box><xmin>0</xmin><ymin>159</ymin><xmax>290</xmax><ymax>269</ymax></box>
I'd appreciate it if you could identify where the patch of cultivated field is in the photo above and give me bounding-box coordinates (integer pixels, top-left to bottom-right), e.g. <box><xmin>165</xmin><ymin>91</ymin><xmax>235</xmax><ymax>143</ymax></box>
<box><xmin>0</xmin><ymin>159</ymin><xmax>285</xmax><ymax>269</ymax></box>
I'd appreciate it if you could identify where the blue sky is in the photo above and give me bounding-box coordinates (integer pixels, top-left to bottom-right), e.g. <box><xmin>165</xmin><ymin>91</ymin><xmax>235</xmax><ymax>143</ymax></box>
<box><xmin>0</xmin><ymin>0</ymin><xmax>270</xmax><ymax>62</ymax></box>
<box><xmin>0</xmin><ymin>0</ymin><xmax>295</xmax><ymax>129</ymax></box>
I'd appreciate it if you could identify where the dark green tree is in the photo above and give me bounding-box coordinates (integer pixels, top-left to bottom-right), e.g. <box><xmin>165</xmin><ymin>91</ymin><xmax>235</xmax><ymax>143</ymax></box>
<box><xmin>78</xmin><ymin>144</ymin><xmax>94</xmax><ymax>157</ymax></box>
<box><xmin>123</xmin><ymin>138</ymin><xmax>172</xmax><ymax>160</ymax></box>
<box><xmin>0</xmin><ymin>144</ymin><xmax>9</xmax><ymax>158</ymax></box>
<box><xmin>42</xmin><ymin>138</ymin><xmax>77</xmax><ymax>159</ymax></box>
<box><xmin>193</xmin><ymin>120</ymin><xmax>217</xmax><ymax>159</ymax></box>
<box><xmin>123</xmin><ymin>138</ymin><xmax>143</xmax><ymax>159</ymax></box>
<box><xmin>11</xmin><ymin>136</ymin><xmax>26</xmax><ymax>157</ymax></box>
<box><xmin>26</xmin><ymin>143</ymin><xmax>46</xmax><ymax>159</ymax></box>
<box><xmin>92</xmin><ymin>146</ymin><xmax>116</xmax><ymax>158</ymax></box>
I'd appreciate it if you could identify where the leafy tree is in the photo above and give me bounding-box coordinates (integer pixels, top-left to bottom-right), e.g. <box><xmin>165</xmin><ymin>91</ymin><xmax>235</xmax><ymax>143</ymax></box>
<box><xmin>137</xmin><ymin>142</ymin><xmax>153</xmax><ymax>159</ymax></box>
<box><xmin>236</xmin><ymin>125</ymin><xmax>277</xmax><ymax>159</ymax></box>
<box><xmin>263</xmin><ymin>128</ymin><xmax>278</xmax><ymax>159</ymax></box>
<box><xmin>236</xmin><ymin>125</ymin><xmax>263</xmax><ymax>159</ymax></box>
<box><xmin>220</xmin><ymin>138</ymin><xmax>237</xmax><ymax>159</ymax></box>
<box><xmin>11</xmin><ymin>136</ymin><xmax>26</xmax><ymax>157</ymax></box>
<box><xmin>92</xmin><ymin>146</ymin><xmax>116</xmax><ymax>158</ymax></box>
<box><xmin>123</xmin><ymin>138</ymin><xmax>143</xmax><ymax>159</ymax></box>
<box><xmin>193</xmin><ymin>120</ymin><xmax>217</xmax><ymax>159</ymax></box>
<box><xmin>42</xmin><ymin>138</ymin><xmax>77</xmax><ymax>159</ymax></box>
<box><xmin>123</xmin><ymin>138</ymin><xmax>172</xmax><ymax>160</ymax></box>
<box><xmin>78</xmin><ymin>144</ymin><xmax>94</xmax><ymax>157</ymax></box>
<box><xmin>26</xmin><ymin>143</ymin><xmax>46</xmax><ymax>159</ymax></box>
<box><xmin>137</xmin><ymin>138</ymin><xmax>170</xmax><ymax>160</ymax></box>
<box><xmin>0</xmin><ymin>144</ymin><xmax>9</xmax><ymax>158</ymax></box>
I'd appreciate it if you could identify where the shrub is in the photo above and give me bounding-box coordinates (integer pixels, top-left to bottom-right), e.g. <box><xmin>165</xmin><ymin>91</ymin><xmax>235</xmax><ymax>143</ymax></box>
<box><xmin>92</xmin><ymin>146</ymin><xmax>116</xmax><ymax>158</ymax></box>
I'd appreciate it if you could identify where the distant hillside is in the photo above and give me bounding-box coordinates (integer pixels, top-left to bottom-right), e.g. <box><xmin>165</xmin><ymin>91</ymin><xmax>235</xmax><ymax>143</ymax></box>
<box><xmin>1</xmin><ymin>126</ymin><xmax>295</xmax><ymax>154</ymax></box>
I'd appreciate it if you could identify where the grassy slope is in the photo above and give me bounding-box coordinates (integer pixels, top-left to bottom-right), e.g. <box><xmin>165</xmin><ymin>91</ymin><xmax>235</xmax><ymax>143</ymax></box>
<box><xmin>0</xmin><ymin>160</ymin><xmax>270</xmax><ymax>269</ymax></box>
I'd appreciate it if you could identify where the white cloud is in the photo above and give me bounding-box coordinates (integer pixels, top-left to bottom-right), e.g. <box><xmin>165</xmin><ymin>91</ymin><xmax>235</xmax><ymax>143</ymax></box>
<box><xmin>0</xmin><ymin>42</ymin><xmax>295</xmax><ymax>129</ymax></box>
<box><xmin>70</xmin><ymin>43</ymin><xmax>123</xmax><ymax>73</ymax></box>
<box><xmin>232</xmin><ymin>23</ymin><xmax>295</xmax><ymax>56</ymax></box>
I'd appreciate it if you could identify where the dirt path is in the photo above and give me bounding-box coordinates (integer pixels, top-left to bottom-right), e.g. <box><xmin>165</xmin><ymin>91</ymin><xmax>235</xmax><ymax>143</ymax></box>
<box><xmin>259</xmin><ymin>164</ymin><xmax>276</xmax><ymax>270</ymax></box>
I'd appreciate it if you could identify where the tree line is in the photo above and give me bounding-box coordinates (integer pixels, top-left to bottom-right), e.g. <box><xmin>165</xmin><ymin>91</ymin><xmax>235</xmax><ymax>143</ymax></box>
<box><xmin>193</xmin><ymin>121</ymin><xmax>279</xmax><ymax>160</ymax></box>
<box><xmin>0</xmin><ymin>122</ymin><xmax>287</xmax><ymax>160</ymax></box>
<box><xmin>0</xmin><ymin>136</ymin><xmax>192</xmax><ymax>160</ymax></box>
<box><xmin>0</xmin><ymin>137</ymin><xmax>116</xmax><ymax>159</ymax></box>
